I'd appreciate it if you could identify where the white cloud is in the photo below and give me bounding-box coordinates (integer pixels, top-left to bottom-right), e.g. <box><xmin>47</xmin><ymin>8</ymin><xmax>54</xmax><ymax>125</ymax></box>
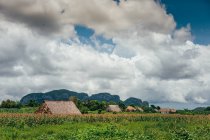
<box><xmin>0</xmin><ymin>0</ymin><xmax>175</xmax><ymax>37</ymax></box>
<box><xmin>0</xmin><ymin>0</ymin><xmax>209</xmax><ymax>106</ymax></box>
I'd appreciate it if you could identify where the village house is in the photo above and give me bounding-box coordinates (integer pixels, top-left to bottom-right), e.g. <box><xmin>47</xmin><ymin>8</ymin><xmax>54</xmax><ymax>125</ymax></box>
<box><xmin>136</xmin><ymin>107</ymin><xmax>144</xmax><ymax>112</ymax></box>
<box><xmin>159</xmin><ymin>108</ymin><xmax>176</xmax><ymax>114</ymax></box>
<box><xmin>35</xmin><ymin>101</ymin><xmax>81</xmax><ymax>115</ymax></box>
<box><xmin>126</xmin><ymin>106</ymin><xmax>137</xmax><ymax>112</ymax></box>
<box><xmin>106</xmin><ymin>105</ymin><xmax>122</xmax><ymax>112</ymax></box>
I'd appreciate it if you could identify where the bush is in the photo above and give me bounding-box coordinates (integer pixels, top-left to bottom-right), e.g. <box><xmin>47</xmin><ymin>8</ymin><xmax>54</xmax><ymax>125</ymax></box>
<box><xmin>26</xmin><ymin>100</ymin><xmax>39</xmax><ymax>107</ymax></box>
<box><xmin>0</xmin><ymin>100</ymin><xmax>21</xmax><ymax>108</ymax></box>
<box><xmin>171</xmin><ymin>129</ymin><xmax>194</xmax><ymax>140</ymax></box>
<box><xmin>98</xmin><ymin>109</ymin><xmax>102</xmax><ymax>114</ymax></box>
<box><xmin>80</xmin><ymin>106</ymin><xmax>89</xmax><ymax>114</ymax></box>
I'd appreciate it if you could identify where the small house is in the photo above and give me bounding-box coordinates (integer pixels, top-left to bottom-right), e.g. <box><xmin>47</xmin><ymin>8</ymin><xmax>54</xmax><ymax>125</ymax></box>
<box><xmin>159</xmin><ymin>108</ymin><xmax>176</xmax><ymax>114</ymax></box>
<box><xmin>126</xmin><ymin>106</ymin><xmax>136</xmax><ymax>112</ymax></box>
<box><xmin>170</xmin><ymin>109</ymin><xmax>177</xmax><ymax>113</ymax></box>
<box><xmin>136</xmin><ymin>107</ymin><xmax>144</xmax><ymax>112</ymax></box>
<box><xmin>35</xmin><ymin>101</ymin><xmax>81</xmax><ymax>115</ymax></box>
<box><xmin>106</xmin><ymin>105</ymin><xmax>121</xmax><ymax>112</ymax></box>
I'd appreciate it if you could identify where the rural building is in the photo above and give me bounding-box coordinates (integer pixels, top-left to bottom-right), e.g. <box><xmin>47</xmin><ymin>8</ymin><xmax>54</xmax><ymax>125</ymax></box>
<box><xmin>126</xmin><ymin>106</ymin><xmax>137</xmax><ymax>112</ymax></box>
<box><xmin>106</xmin><ymin>105</ymin><xmax>122</xmax><ymax>112</ymax></box>
<box><xmin>159</xmin><ymin>108</ymin><xmax>176</xmax><ymax>114</ymax></box>
<box><xmin>136</xmin><ymin>107</ymin><xmax>144</xmax><ymax>112</ymax></box>
<box><xmin>35</xmin><ymin>101</ymin><xmax>81</xmax><ymax>115</ymax></box>
<box><xmin>170</xmin><ymin>109</ymin><xmax>177</xmax><ymax>113</ymax></box>
<box><xmin>154</xmin><ymin>109</ymin><xmax>159</xmax><ymax>112</ymax></box>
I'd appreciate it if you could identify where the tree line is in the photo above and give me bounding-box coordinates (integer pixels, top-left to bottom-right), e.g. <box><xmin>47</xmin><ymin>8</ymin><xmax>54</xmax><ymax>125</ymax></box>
<box><xmin>1</xmin><ymin>97</ymin><xmax>210</xmax><ymax>115</ymax></box>
<box><xmin>0</xmin><ymin>99</ymin><xmax>39</xmax><ymax>108</ymax></box>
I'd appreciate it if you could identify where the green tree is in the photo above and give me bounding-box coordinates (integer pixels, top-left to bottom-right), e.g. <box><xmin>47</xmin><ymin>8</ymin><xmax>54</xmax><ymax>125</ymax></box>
<box><xmin>108</xmin><ymin>101</ymin><xmax>116</xmax><ymax>105</ymax></box>
<box><xmin>80</xmin><ymin>106</ymin><xmax>89</xmax><ymax>114</ymax></box>
<box><xmin>205</xmin><ymin>106</ymin><xmax>210</xmax><ymax>111</ymax></box>
<box><xmin>82</xmin><ymin>100</ymin><xmax>107</xmax><ymax>111</ymax></box>
<box><xmin>0</xmin><ymin>99</ymin><xmax>20</xmax><ymax>108</ymax></box>
<box><xmin>150</xmin><ymin>105</ymin><xmax>156</xmax><ymax>109</ymax></box>
<box><xmin>26</xmin><ymin>100</ymin><xmax>39</xmax><ymax>107</ymax></box>
<box><xmin>118</xmin><ymin>102</ymin><xmax>126</xmax><ymax>111</ymax></box>
<box><xmin>156</xmin><ymin>106</ymin><xmax>160</xmax><ymax>110</ymax></box>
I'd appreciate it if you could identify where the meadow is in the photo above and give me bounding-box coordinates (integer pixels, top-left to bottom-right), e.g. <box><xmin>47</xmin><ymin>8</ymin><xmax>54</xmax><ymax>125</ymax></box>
<box><xmin>0</xmin><ymin>113</ymin><xmax>209</xmax><ymax>140</ymax></box>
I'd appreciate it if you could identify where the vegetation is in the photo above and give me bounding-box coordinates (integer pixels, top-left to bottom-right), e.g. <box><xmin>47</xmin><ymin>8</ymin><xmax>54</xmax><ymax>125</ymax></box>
<box><xmin>0</xmin><ymin>114</ymin><xmax>209</xmax><ymax>140</ymax></box>
<box><xmin>177</xmin><ymin>108</ymin><xmax>210</xmax><ymax>115</ymax></box>
<box><xmin>0</xmin><ymin>107</ymin><xmax>37</xmax><ymax>114</ymax></box>
<box><xmin>0</xmin><ymin>100</ymin><xmax>21</xmax><ymax>108</ymax></box>
<box><xmin>0</xmin><ymin>98</ymin><xmax>210</xmax><ymax>139</ymax></box>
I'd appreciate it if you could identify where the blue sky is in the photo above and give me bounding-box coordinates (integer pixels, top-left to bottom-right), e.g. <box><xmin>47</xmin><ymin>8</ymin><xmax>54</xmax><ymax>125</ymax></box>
<box><xmin>161</xmin><ymin>0</ymin><xmax>210</xmax><ymax>45</ymax></box>
<box><xmin>75</xmin><ymin>24</ymin><xmax>115</xmax><ymax>53</ymax></box>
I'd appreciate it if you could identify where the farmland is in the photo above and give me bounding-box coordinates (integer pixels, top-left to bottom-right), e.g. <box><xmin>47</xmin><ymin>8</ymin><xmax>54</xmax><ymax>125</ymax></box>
<box><xmin>0</xmin><ymin>113</ymin><xmax>209</xmax><ymax>140</ymax></box>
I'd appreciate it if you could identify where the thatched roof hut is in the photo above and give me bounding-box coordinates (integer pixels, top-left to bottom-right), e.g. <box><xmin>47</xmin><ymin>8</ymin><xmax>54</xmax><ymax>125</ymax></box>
<box><xmin>159</xmin><ymin>108</ymin><xmax>176</xmax><ymax>114</ymax></box>
<box><xmin>35</xmin><ymin>101</ymin><xmax>81</xmax><ymax>115</ymax></box>
<box><xmin>126</xmin><ymin>106</ymin><xmax>136</xmax><ymax>112</ymax></box>
<box><xmin>154</xmin><ymin>109</ymin><xmax>159</xmax><ymax>112</ymax></box>
<box><xmin>106</xmin><ymin>105</ymin><xmax>121</xmax><ymax>112</ymax></box>
<box><xmin>136</xmin><ymin>107</ymin><xmax>144</xmax><ymax>112</ymax></box>
<box><xmin>170</xmin><ymin>109</ymin><xmax>177</xmax><ymax>113</ymax></box>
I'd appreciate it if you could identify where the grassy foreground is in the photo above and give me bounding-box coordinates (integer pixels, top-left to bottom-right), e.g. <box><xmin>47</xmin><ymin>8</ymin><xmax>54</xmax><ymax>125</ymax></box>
<box><xmin>0</xmin><ymin>114</ymin><xmax>209</xmax><ymax>140</ymax></box>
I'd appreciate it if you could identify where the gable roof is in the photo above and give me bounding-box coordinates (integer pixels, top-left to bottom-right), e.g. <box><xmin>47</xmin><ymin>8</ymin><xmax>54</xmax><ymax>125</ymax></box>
<box><xmin>36</xmin><ymin>101</ymin><xmax>81</xmax><ymax>115</ymax></box>
<box><xmin>159</xmin><ymin>108</ymin><xmax>176</xmax><ymax>113</ymax></box>
<box><xmin>126</xmin><ymin>106</ymin><xmax>137</xmax><ymax>112</ymax></box>
<box><xmin>106</xmin><ymin>105</ymin><xmax>121</xmax><ymax>112</ymax></box>
<box><xmin>136</xmin><ymin>107</ymin><xmax>144</xmax><ymax>112</ymax></box>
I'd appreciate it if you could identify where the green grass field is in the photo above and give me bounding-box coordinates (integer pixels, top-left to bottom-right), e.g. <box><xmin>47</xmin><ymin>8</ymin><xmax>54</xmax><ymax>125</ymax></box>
<box><xmin>0</xmin><ymin>114</ymin><xmax>209</xmax><ymax>140</ymax></box>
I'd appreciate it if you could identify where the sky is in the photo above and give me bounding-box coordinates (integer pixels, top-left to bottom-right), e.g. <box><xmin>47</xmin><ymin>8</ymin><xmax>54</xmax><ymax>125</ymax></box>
<box><xmin>0</xmin><ymin>0</ymin><xmax>210</xmax><ymax>109</ymax></box>
<box><xmin>161</xmin><ymin>0</ymin><xmax>210</xmax><ymax>45</ymax></box>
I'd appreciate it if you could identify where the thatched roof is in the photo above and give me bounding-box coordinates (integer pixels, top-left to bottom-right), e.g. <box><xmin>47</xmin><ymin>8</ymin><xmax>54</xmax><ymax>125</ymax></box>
<box><xmin>106</xmin><ymin>105</ymin><xmax>121</xmax><ymax>112</ymax></box>
<box><xmin>154</xmin><ymin>109</ymin><xmax>159</xmax><ymax>112</ymax></box>
<box><xmin>136</xmin><ymin>107</ymin><xmax>144</xmax><ymax>112</ymax></box>
<box><xmin>35</xmin><ymin>101</ymin><xmax>81</xmax><ymax>115</ymax></box>
<box><xmin>159</xmin><ymin>108</ymin><xmax>176</xmax><ymax>114</ymax></box>
<box><xmin>170</xmin><ymin>109</ymin><xmax>177</xmax><ymax>113</ymax></box>
<box><xmin>126</xmin><ymin>106</ymin><xmax>136</xmax><ymax>112</ymax></box>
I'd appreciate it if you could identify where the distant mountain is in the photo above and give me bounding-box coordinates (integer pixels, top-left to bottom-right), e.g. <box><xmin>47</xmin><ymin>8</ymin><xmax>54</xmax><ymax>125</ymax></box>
<box><xmin>20</xmin><ymin>89</ymin><xmax>149</xmax><ymax>106</ymax></box>
<box><xmin>193</xmin><ymin>107</ymin><xmax>206</xmax><ymax>111</ymax></box>
<box><xmin>88</xmin><ymin>93</ymin><xmax>121</xmax><ymax>103</ymax></box>
<box><xmin>20</xmin><ymin>89</ymin><xmax>88</xmax><ymax>104</ymax></box>
<box><xmin>124</xmin><ymin>97</ymin><xmax>142</xmax><ymax>106</ymax></box>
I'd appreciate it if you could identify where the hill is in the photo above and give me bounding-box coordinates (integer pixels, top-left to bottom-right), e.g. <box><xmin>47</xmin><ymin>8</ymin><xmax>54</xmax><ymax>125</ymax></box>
<box><xmin>20</xmin><ymin>89</ymin><xmax>88</xmax><ymax>104</ymax></box>
<box><xmin>20</xmin><ymin>89</ymin><xmax>149</xmax><ymax>106</ymax></box>
<box><xmin>88</xmin><ymin>93</ymin><xmax>120</xmax><ymax>103</ymax></box>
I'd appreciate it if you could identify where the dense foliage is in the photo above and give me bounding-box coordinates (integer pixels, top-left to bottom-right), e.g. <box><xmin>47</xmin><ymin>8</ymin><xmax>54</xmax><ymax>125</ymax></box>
<box><xmin>0</xmin><ymin>100</ymin><xmax>21</xmax><ymax>108</ymax></box>
<box><xmin>177</xmin><ymin>108</ymin><xmax>210</xmax><ymax>115</ymax></box>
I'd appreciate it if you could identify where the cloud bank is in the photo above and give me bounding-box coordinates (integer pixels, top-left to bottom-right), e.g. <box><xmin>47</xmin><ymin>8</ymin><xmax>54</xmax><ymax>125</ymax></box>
<box><xmin>0</xmin><ymin>0</ymin><xmax>209</xmax><ymax>106</ymax></box>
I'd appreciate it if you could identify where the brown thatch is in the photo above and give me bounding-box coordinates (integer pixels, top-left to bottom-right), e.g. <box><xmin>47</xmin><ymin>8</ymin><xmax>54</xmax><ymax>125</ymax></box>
<box><xmin>154</xmin><ymin>109</ymin><xmax>159</xmax><ymax>112</ymax></box>
<box><xmin>159</xmin><ymin>108</ymin><xmax>176</xmax><ymax>114</ymax></box>
<box><xmin>106</xmin><ymin>105</ymin><xmax>121</xmax><ymax>112</ymax></box>
<box><xmin>126</xmin><ymin>106</ymin><xmax>136</xmax><ymax>112</ymax></box>
<box><xmin>35</xmin><ymin>101</ymin><xmax>81</xmax><ymax>115</ymax></box>
<box><xmin>136</xmin><ymin>107</ymin><xmax>144</xmax><ymax>112</ymax></box>
<box><xmin>170</xmin><ymin>109</ymin><xmax>177</xmax><ymax>113</ymax></box>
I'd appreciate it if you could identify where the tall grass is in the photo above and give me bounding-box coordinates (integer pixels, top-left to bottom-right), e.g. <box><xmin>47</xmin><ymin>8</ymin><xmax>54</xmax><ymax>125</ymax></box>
<box><xmin>0</xmin><ymin>114</ymin><xmax>209</xmax><ymax>140</ymax></box>
<box><xmin>0</xmin><ymin>114</ymin><xmax>209</xmax><ymax>127</ymax></box>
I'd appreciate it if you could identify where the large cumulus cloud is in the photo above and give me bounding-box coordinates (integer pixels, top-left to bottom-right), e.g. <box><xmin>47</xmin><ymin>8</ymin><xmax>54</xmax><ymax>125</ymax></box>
<box><xmin>0</xmin><ymin>0</ymin><xmax>209</xmax><ymax>107</ymax></box>
<box><xmin>0</xmin><ymin>0</ymin><xmax>175</xmax><ymax>37</ymax></box>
